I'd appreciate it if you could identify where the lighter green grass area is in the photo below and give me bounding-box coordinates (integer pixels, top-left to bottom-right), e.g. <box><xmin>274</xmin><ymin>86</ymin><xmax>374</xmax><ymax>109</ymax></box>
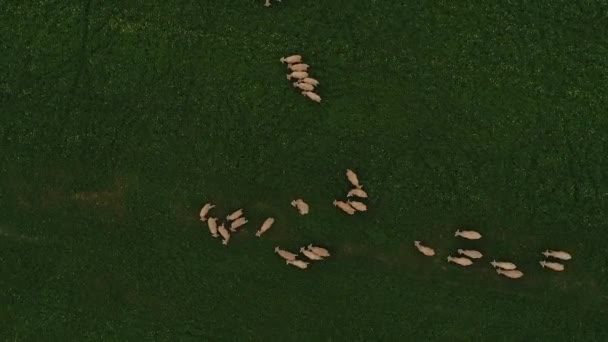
<box><xmin>1</xmin><ymin>0</ymin><xmax>608</xmax><ymax>340</ymax></box>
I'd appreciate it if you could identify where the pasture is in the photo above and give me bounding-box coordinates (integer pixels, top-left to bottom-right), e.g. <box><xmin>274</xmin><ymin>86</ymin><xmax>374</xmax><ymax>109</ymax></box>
<box><xmin>1</xmin><ymin>0</ymin><xmax>608</xmax><ymax>340</ymax></box>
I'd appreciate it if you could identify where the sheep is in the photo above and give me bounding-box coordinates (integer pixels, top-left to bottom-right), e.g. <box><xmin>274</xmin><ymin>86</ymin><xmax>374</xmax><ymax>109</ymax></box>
<box><xmin>286</xmin><ymin>71</ymin><xmax>308</xmax><ymax>80</ymax></box>
<box><xmin>490</xmin><ymin>260</ymin><xmax>517</xmax><ymax>270</ymax></box>
<box><xmin>293</xmin><ymin>82</ymin><xmax>315</xmax><ymax>91</ymax></box>
<box><xmin>226</xmin><ymin>209</ymin><xmax>243</xmax><ymax>221</ymax></box>
<box><xmin>346</xmin><ymin>169</ymin><xmax>362</xmax><ymax>188</ymax></box>
<box><xmin>218</xmin><ymin>224</ymin><xmax>230</xmax><ymax>246</ymax></box>
<box><xmin>540</xmin><ymin>260</ymin><xmax>565</xmax><ymax>271</ymax></box>
<box><xmin>207</xmin><ymin>217</ymin><xmax>219</xmax><ymax>238</ymax></box>
<box><xmin>288</xmin><ymin>63</ymin><xmax>310</xmax><ymax>72</ymax></box>
<box><xmin>496</xmin><ymin>268</ymin><xmax>524</xmax><ymax>279</ymax></box>
<box><xmin>542</xmin><ymin>250</ymin><xmax>572</xmax><ymax>261</ymax></box>
<box><xmin>229</xmin><ymin>217</ymin><xmax>248</xmax><ymax>232</ymax></box>
<box><xmin>301</xmin><ymin>78</ymin><xmax>319</xmax><ymax>86</ymax></box>
<box><xmin>300</xmin><ymin>247</ymin><xmax>324</xmax><ymax>260</ymax></box>
<box><xmin>286</xmin><ymin>259</ymin><xmax>309</xmax><ymax>269</ymax></box>
<box><xmin>333</xmin><ymin>200</ymin><xmax>355</xmax><ymax>215</ymax></box>
<box><xmin>199</xmin><ymin>203</ymin><xmax>215</xmax><ymax>222</ymax></box>
<box><xmin>447</xmin><ymin>255</ymin><xmax>473</xmax><ymax>266</ymax></box>
<box><xmin>307</xmin><ymin>244</ymin><xmax>330</xmax><ymax>257</ymax></box>
<box><xmin>457</xmin><ymin>249</ymin><xmax>483</xmax><ymax>259</ymax></box>
<box><xmin>347</xmin><ymin>200</ymin><xmax>367</xmax><ymax>212</ymax></box>
<box><xmin>275</xmin><ymin>246</ymin><xmax>298</xmax><ymax>261</ymax></box>
<box><xmin>255</xmin><ymin>218</ymin><xmax>275</xmax><ymax>237</ymax></box>
<box><xmin>454</xmin><ymin>229</ymin><xmax>482</xmax><ymax>240</ymax></box>
<box><xmin>414</xmin><ymin>241</ymin><xmax>435</xmax><ymax>256</ymax></box>
<box><xmin>290</xmin><ymin>199</ymin><xmax>310</xmax><ymax>215</ymax></box>
<box><xmin>302</xmin><ymin>91</ymin><xmax>321</xmax><ymax>103</ymax></box>
<box><xmin>280</xmin><ymin>54</ymin><xmax>302</xmax><ymax>64</ymax></box>
<box><xmin>347</xmin><ymin>188</ymin><xmax>368</xmax><ymax>198</ymax></box>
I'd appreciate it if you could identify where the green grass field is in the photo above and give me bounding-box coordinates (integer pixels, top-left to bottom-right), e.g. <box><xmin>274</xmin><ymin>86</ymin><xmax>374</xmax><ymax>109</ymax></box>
<box><xmin>2</xmin><ymin>0</ymin><xmax>608</xmax><ymax>340</ymax></box>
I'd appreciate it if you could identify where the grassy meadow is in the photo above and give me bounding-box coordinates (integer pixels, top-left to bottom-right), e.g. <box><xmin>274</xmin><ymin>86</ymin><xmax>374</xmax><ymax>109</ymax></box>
<box><xmin>1</xmin><ymin>0</ymin><xmax>608</xmax><ymax>340</ymax></box>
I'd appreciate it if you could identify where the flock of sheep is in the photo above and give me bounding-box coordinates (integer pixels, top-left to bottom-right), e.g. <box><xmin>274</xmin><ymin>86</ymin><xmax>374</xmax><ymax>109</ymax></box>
<box><xmin>281</xmin><ymin>54</ymin><xmax>322</xmax><ymax>103</ymax></box>
<box><xmin>200</xmin><ymin>168</ymin><xmax>574</xmax><ymax>276</ymax></box>
<box><xmin>414</xmin><ymin>231</ymin><xmax>572</xmax><ymax>279</ymax></box>
<box><xmin>198</xmin><ymin>169</ymin><xmax>370</xmax><ymax>269</ymax></box>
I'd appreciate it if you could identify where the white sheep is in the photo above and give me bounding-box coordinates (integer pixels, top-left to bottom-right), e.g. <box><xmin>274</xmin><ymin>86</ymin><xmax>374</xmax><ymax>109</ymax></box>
<box><xmin>288</xmin><ymin>63</ymin><xmax>310</xmax><ymax>72</ymax></box>
<box><xmin>333</xmin><ymin>200</ymin><xmax>355</xmax><ymax>215</ymax></box>
<box><xmin>229</xmin><ymin>217</ymin><xmax>248</xmax><ymax>232</ymax></box>
<box><xmin>457</xmin><ymin>249</ymin><xmax>483</xmax><ymax>259</ymax></box>
<box><xmin>447</xmin><ymin>255</ymin><xmax>473</xmax><ymax>266</ymax></box>
<box><xmin>346</xmin><ymin>169</ymin><xmax>362</xmax><ymax>188</ymax></box>
<box><xmin>302</xmin><ymin>91</ymin><xmax>321</xmax><ymax>103</ymax></box>
<box><xmin>496</xmin><ymin>268</ymin><xmax>524</xmax><ymax>279</ymax></box>
<box><xmin>280</xmin><ymin>54</ymin><xmax>301</xmax><ymax>64</ymax></box>
<box><xmin>540</xmin><ymin>260</ymin><xmax>565</xmax><ymax>271</ymax></box>
<box><xmin>307</xmin><ymin>244</ymin><xmax>330</xmax><ymax>257</ymax></box>
<box><xmin>207</xmin><ymin>217</ymin><xmax>219</xmax><ymax>238</ymax></box>
<box><xmin>275</xmin><ymin>246</ymin><xmax>297</xmax><ymax>261</ymax></box>
<box><xmin>301</xmin><ymin>78</ymin><xmax>319</xmax><ymax>86</ymax></box>
<box><xmin>255</xmin><ymin>218</ymin><xmax>275</xmax><ymax>237</ymax></box>
<box><xmin>300</xmin><ymin>247</ymin><xmax>324</xmax><ymax>260</ymax></box>
<box><xmin>454</xmin><ymin>229</ymin><xmax>482</xmax><ymax>240</ymax></box>
<box><xmin>347</xmin><ymin>188</ymin><xmax>368</xmax><ymax>198</ymax></box>
<box><xmin>286</xmin><ymin>71</ymin><xmax>308</xmax><ymax>80</ymax></box>
<box><xmin>286</xmin><ymin>259</ymin><xmax>309</xmax><ymax>269</ymax></box>
<box><xmin>226</xmin><ymin>209</ymin><xmax>243</xmax><ymax>221</ymax></box>
<box><xmin>414</xmin><ymin>241</ymin><xmax>435</xmax><ymax>256</ymax></box>
<box><xmin>290</xmin><ymin>199</ymin><xmax>310</xmax><ymax>215</ymax></box>
<box><xmin>542</xmin><ymin>250</ymin><xmax>572</xmax><ymax>261</ymax></box>
<box><xmin>293</xmin><ymin>82</ymin><xmax>315</xmax><ymax>91</ymax></box>
<box><xmin>490</xmin><ymin>260</ymin><xmax>517</xmax><ymax>270</ymax></box>
<box><xmin>347</xmin><ymin>200</ymin><xmax>367</xmax><ymax>212</ymax></box>
<box><xmin>218</xmin><ymin>224</ymin><xmax>230</xmax><ymax>246</ymax></box>
<box><xmin>199</xmin><ymin>203</ymin><xmax>215</xmax><ymax>222</ymax></box>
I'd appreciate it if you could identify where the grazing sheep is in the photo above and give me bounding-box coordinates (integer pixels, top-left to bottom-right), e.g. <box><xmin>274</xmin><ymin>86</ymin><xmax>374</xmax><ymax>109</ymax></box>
<box><xmin>414</xmin><ymin>241</ymin><xmax>435</xmax><ymax>256</ymax></box>
<box><xmin>347</xmin><ymin>200</ymin><xmax>367</xmax><ymax>212</ymax></box>
<box><xmin>280</xmin><ymin>54</ymin><xmax>302</xmax><ymax>64</ymax></box>
<box><xmin>286</xmin><ymin>71</ymin><xmax>308</xmax><ymax>80</ymax></box>
<box><xmin>207</xmin><ymin>217</ymin><xmax>219</xmax><ymax>238</ymax></box>
<box><xmin>300</xmin><ymin>247</ymin><xmax>324</xmax><ymax>260</ymax></box>
<box><xmin>308</xmin><ymin>244</ymin><xmax>330</xmax><ymax>257</ymax></box>
<box><xmin>457</xmin><ymin>249</ymin><xmax>483</xmax><ymax>259</ymax></box>
<box><xmin>347</xmin><ymin>188</ymin><xmax>368</xmax><ymax>198</ymax></box>
<box><xmin>542</xmin><ymin>250</ymin><xmax>572</xmax><ymax>261</ymax></box>
<box><xmin>302</xmin><ymin>91</ymin><xmax>321</xmax><ymax>103</ymax></box>
<box><xmin>496</xmin><ymin>268</ymin><xmax>524</xmax><ymax>279</ymax></box>
<box><xmin>288</xmin><ymin>63</ymin><xmax>310</xmax><ymax>72</ymax></box>
<box><xmin>333</xmin><ymin>200</ymin><xmax>355</xmax><ymax>215</ymax></box>
<box><xmin>229</xmin><ymin>217</ymin><xmax>248</xmax><ymax>232</ymax></box>
<box><xmin>290</xmin><ymin>199</ymin><xmax>310</xmax><ymax>215</ymax></box>
<box><xmin>454</xmin><ymin>229</ymin><xmax>482</xmax><ymax>240</ymax></box>
<box><xmin>226</xmin><ymin>209</ymin><xmax>243</xmax><ymax>221</ymax></box>
<box><xmin>275</xmin><ymin>246</ymin><xmax>298</xmax><ymax>261</ymax></box>
<box><xmin>301</xmin><ymin>77</ymin><xmax>319</xmax><ymax>86</ymax></box>
<box><xmin>490</xmin><ymin>260</ymin><xmax>517</xmax><ymax>270</ymax></box>
<box><xmin>293</xmin><ymin>82</ymin><xmax>315</xmax><ymax>91</ymax></box>
<box><xmin>447</xmin><ymin>255</ymin><xmax>473</xmax><ymax>266</ymax></box>
<box><xmin>218</xmin><ymin>224</ymin><xmax>230</xmax><ymax>246</ymax></box>
<box><xmin>255</xmin><ymin>218</ymin><xmax>275</xmax><ymax>237</ymax></box>
<box><xmin>199</xmin><ymin>203</ymin><xmax>215</xmax><ymax>222</ymax></box>
<box><xmin>346</xmin><ymin>169</ymin><xmax>362</xmax><ymax>189</ymax></box>
<box><xmin>286</xmin><ymin>259</ymin><xmax>309</xmax><ymax>269</ymax></box>
<box><xmin>540</xmin><ymin>260</ymin><xmax>565</xmax><ymax>271</ymax></box>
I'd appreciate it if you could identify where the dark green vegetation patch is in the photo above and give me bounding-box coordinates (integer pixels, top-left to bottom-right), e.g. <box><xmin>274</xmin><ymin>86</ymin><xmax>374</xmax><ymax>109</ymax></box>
<box><xmin>1</xmin><ymin>0</ymin><xmax>608</xmax><ymax>340</ymax></box>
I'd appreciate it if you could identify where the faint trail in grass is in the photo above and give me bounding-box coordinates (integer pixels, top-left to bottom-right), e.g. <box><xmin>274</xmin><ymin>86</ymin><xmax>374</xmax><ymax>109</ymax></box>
<box><xmin>69</xmin><ymin>0</ymin><xmax>93</xmax><ymax>95</ymax></box>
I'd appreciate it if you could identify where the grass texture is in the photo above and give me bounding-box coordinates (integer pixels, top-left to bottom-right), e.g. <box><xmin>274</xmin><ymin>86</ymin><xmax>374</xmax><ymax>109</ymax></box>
<box><xmin>1</xmin><ymin>0</ymin><xmax>608</xmax><ymax>340</ymax></box>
